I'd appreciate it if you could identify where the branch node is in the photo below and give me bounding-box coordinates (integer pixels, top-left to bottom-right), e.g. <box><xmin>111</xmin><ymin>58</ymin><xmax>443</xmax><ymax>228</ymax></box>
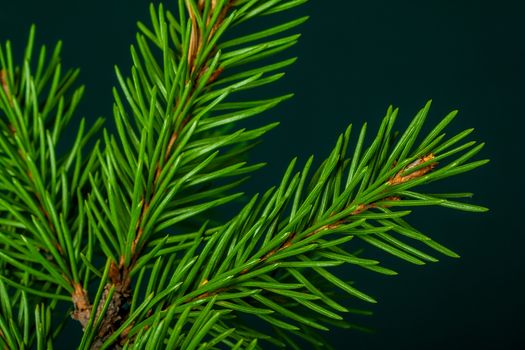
<box><xmin>388</xmin><ymin>154</ymin><xmax>437</xmax><ymax>185</ymax></box>
<box><xmin>71</xmin><ymin>283</ymin><xmax>91</xmax><ymax>330</ymax></box>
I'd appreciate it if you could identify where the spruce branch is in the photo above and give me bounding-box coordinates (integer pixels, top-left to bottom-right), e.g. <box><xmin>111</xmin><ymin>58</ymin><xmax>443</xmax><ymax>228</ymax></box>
<box><xmin>97</xmin><ymin>102</ymin><xmax>487</xmax><ymax>349</ymax></box>
<box><xmin>72</xmin><ymin>0</ymin><xmax>309</xmax><ymax>346</ymax></box>
<box><xmin>0</xmin><ymin>1</ymin><xmax>489</xmax><ymax>349</ymax></box>
<box><xmin>0</xmin><ymin>25</ymin><xmax>104</xmax><ymax>348</ymax></box>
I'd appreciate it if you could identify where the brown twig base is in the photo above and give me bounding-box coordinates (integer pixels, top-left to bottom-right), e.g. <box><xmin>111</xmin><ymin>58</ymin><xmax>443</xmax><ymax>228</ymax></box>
<box><xmin>91</xmin><ymin>263</ymin><xmax>132</xmax><ymax>350</ymax></box>
<box><xmin>71</xmin><ymin>262</ymin><xmax>132</xmax><ymax>350</ymax></box>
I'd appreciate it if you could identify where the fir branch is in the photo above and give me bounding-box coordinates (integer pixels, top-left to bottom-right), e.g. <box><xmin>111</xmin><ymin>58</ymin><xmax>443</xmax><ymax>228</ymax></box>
<box><xmin>74</xmin><ymin>0</ymin><xmax>308</xmax><ymax>346</ymax></box>
<box><xmin>0</xmin><ymin>1</ymin><xmax>489</xmax><ymax>349</ymax></box>
<box><xmin>0</xmin><ymin>25</ymin><xmax>103</xmax><ymax>334</ymax></box>
<box><xmin>101</xmin><ymin>102</ymin><xmax>487</xmax><ymax>349</ymax></box>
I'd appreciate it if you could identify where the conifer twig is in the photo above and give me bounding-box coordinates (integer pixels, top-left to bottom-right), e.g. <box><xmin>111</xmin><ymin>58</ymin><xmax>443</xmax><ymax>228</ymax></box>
<box><xmin>0</xmin><ymin>1</ymin><xmax>488</xmax><ymax>349</ymax></box>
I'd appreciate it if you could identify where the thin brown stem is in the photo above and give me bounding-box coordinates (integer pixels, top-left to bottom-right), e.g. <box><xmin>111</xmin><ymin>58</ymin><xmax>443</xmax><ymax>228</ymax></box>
<box><xmin>0</xmin><ymin>69</ymin><xmax>12</xmax><ymax>105</ymax></box>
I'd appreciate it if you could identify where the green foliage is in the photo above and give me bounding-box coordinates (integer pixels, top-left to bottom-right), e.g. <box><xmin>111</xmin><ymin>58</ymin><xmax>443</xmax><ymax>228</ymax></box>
<box><xmin>0</xmin><ymin>1</ymin><xmax>487</xmax><ymax>349</ymax></box>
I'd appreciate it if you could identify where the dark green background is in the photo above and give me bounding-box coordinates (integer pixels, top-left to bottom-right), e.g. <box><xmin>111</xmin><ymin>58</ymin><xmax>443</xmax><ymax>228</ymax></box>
<box><xmin>1</xmin><ymin>1</ymin><xmax>523</xmax><ymax>349</ymax></box>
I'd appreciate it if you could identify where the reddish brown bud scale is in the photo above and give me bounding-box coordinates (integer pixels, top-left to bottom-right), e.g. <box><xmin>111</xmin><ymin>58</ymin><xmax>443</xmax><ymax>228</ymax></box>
<box><xmin>388</xmin><ymin>153</ymin><xmax>437</xmax><ymax>185</ymax></box>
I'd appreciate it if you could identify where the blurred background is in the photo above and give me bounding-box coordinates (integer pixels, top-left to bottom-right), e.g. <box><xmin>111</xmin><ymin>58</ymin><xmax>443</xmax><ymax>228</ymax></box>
<box><xmin>1</xmin><ymin>0</ymin><xmax>523</xmax><ymax>349</ymax></box>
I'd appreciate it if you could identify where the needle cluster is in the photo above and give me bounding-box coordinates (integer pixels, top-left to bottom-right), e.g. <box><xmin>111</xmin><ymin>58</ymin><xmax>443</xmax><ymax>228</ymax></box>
<box><xmin>0</xmin><ymin>1</ymin><xmax>487</xmax><ymax>349</ymax></box>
